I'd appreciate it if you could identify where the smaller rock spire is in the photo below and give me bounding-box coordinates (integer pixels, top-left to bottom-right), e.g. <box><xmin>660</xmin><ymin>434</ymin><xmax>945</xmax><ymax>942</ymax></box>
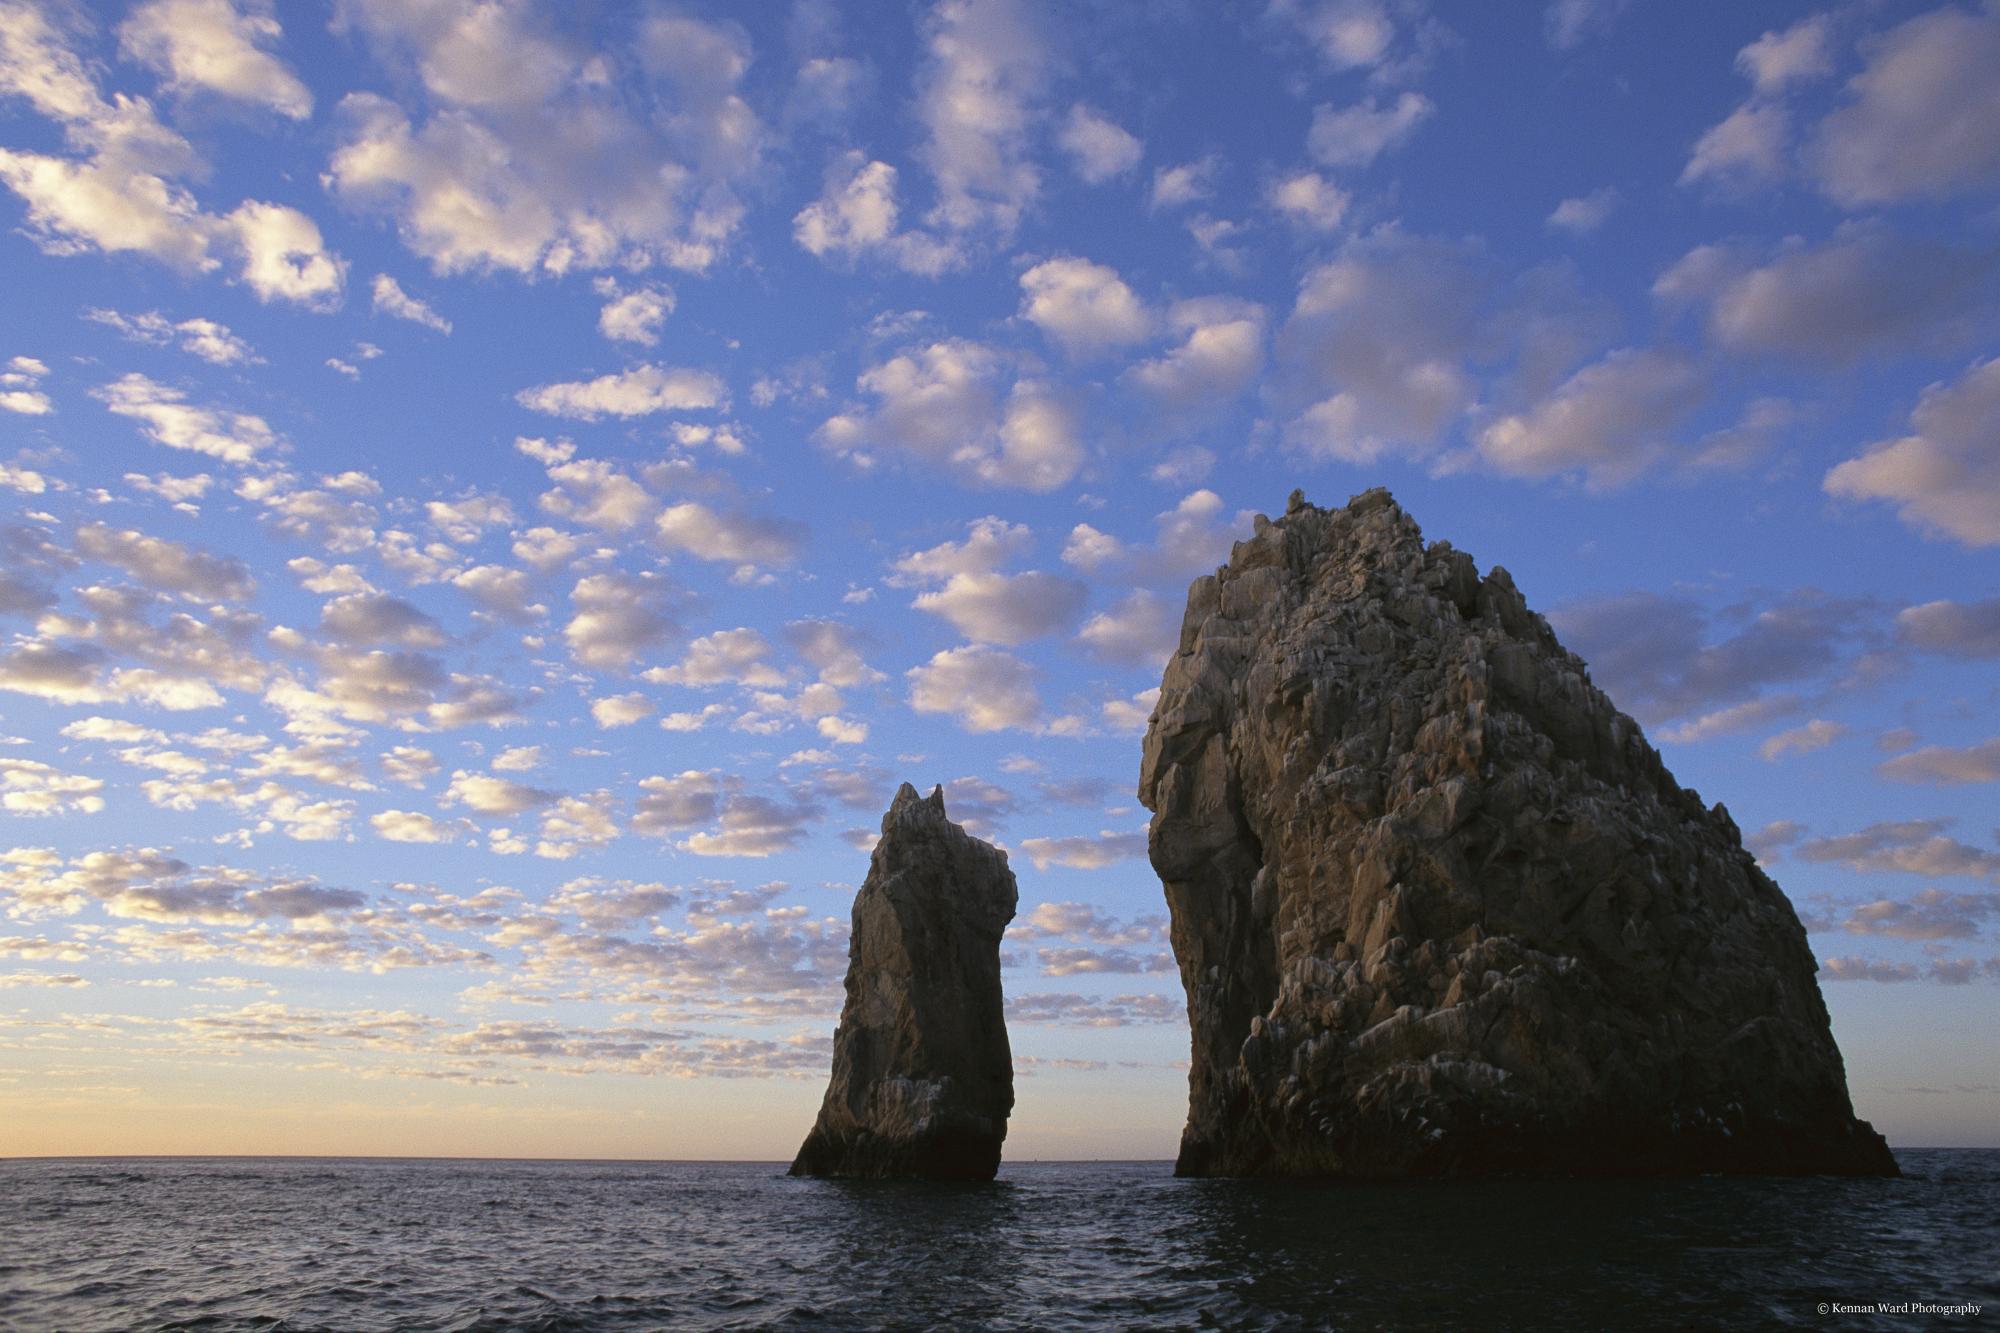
<box><xmin>791</xmin><ymin>781</ymin><xmax>1019</xmax><ymax>1180</ymax></box>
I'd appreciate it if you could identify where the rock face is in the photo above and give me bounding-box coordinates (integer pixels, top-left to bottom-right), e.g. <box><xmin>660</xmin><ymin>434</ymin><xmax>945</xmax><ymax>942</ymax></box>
<box><xmin>1139</xmin><ymin>488</ymin><xmax>1896</xmax><ymax>1178</ymax></box>
<box><xmin>791</xmin><ymin>783</ymin><xmax>1019</xmax><ymax>1180</ymax></box>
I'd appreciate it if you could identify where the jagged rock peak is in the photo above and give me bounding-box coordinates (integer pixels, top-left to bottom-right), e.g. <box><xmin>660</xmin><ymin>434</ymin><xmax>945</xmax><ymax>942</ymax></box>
<box><xmin>789</xmin><ymin>782</ymin><xmax>1018</xmax><ymax>1180</ymax></box>
<box><xmin>886</xmin><ymin>781</ymin><xmax>949</xmax><ymax>826</ymax></box>
<box><xmin>1140</xmin><ymin>486</ymin><xmax>1896</xmax><ymax>1179</ymax></box>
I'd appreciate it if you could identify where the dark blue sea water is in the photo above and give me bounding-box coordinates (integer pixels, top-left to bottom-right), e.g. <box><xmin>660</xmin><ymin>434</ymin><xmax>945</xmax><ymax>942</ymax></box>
<box><xmin>2</xmin><ymin>1152</ymin><xmax>1994</xmax><ymax>1331</ymax></box>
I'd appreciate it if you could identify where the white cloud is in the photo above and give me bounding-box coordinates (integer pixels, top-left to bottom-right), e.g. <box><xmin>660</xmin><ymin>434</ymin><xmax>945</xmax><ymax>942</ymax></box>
<box><xmin>564</xmin><ymin>572</ymin><xmax>678</xmax><ymax>669</ymax></box>
<box><xmin>1057</xmin><ymin>103</ymin><xmax>1141</xmax><ymax>183</ymax></box>
<box><xmin>655</xmin><ymin>503</ymin><xmax>805</xmax><ymax>570</ymax></box>
<box><xmin>1145</xmin><ymin>489</ymin><xmax>1245</xmax><ymax>577</ymax></box>
<box><xmin>0</xmin><ymin>142</ymin><xmax>209</xmax><ymax>267</ymax></box>
<box><xmin>371</xmin><ymin>809</ymin><xmax>459</xmax><ymax>843</ymax></box>
<box><xmin>1808</xmin><ymin>3</ymin><xmax>2000</xmax><ymax>206</ymax></box>
<box><xmin>1547</xmin><ymin>187</ymin><xmax>1618</xmax><ymax>234</ymax></box>
<box><xmin>591</xmin><ymin>692</ymin><xmax>654</xmax><ymax>729</ymax></box>
<box><xmin>0</xmin><ymin>5</ymin><xmax>339</xmax><ymax>312</ymax></box>
<box><xmin>1798</xmin><ymin>820</ymin><xmax>2000</xmax><ymax>883</ymax></box>
<box><xmin>1077</xmin><ymin>590</ymin><xmax>1176</xmax><ymax>666</ymax></box>
<box><xmin>0</xmin><ymin>10</ymin><xmax>216</xmax><ymax>269</ymax></box>
<box><xmin>680</xmin><ymin>794</ymin><xmax>817</xmax><ymax>858</ymax></box>
<box><xmin>792</xmin><ymin>52</ymin><xmax>867</xmax><ymax>122</ymax></box>
<box><xmin>1544</xmin><ymin>0</ymin><xmax>1626</xmax><ymax>51</ymax></box>
<box><xmin>1270</xmin><ymin>0</ymin><xmax>1397</xmax><ymax>70</ymax></box>
<box><xmin>914</xmin><ymin>0</ymin><xmax>1047</xmax><ymax>238</ymax></box>
<box><xmin>1276</xmin><ymin>231</ymin><xmax>1536</xmax><ymax>465</ymax></box>
<box><xmin>325</xmin><ymin>6</ymin><xmax>759</xmax><ymax>276</ymax></box>
<box><xmin>892</xmin><ymin>517</ymin><xmax>1033</xmax><ymax>581</ymax></box>
<box><xmin>782</xmin><ymin>619</ymin><xmax>882</xmax><ymax>688</ymax></box>
<box><xmin>1184</xmin><ymin>212</ymin><xmax>1250</xmax><ymax>272</ymax></box>
<box><xmin>425</xmin><ymin>494</ymin><xmax>513</xmax><ymax>545</ymax></box>
<box><xmin>666</xmin><ymin>422</ymin><xmax>748</xmax><ymax>457</ymax></box>
<box><xmin>117</xmin><ymin>0</ymin><xmax>311</xmax><ymax>119</ymax></box>
<box><xmin>817</xmin><ymin>341</ymin><xmax>1082</xmax><ymax>491</ymax></box>
<box><xmin>60</xmin><ymin>717</ymin><xmax>166</xmax><ymax>745</ymax></box>
<box><xmin>1687</xmin><ymin>396</ymin><xmax>1795</xmax><ymax>473</ymax></box>
<box><xmin>451</xmin><ymin>565</ymin><xmax>542</xmax><ymax>624</ymax></box>
<box><xmin>1308</xmin><ymin>93</ymin><xmax>1432</xmax><ymax>168</ymax></box>
<box><xmin>1007</xmin><ymin>990</ymin><xmax>1180</xmax><ymax>1026</ymax></box>
<box><xmin>816</xmin><ymin>715</ymin><xmax>867</xmax><ymax>745</ymax></box>
<box><xmin>1680</xmin><ymin>99</ymin><xmax>1791</xmax><ymax>189</ymax></box>
<box><xmin>1</xmin><ymin>354</ymin><xmax>52</xmax><ymax>416</ymax></box>
<box><xmin>1127</xmin><ymin>296</ymin><xmax>1265</xmax><ymax>407</ymax></box>
<box><xmin>1551</xmin><ymin>587</ymin><xmax>1867</xmax><ymax>730</ymax></box>
<box><xmin>792</xmin><ymin>153</ymin><xmax>958</xmax><ymax>276</ymax></box>
<box><xmin>1010</xmin><ymin>900</ymin><xmax>1162</xmax><ymax>943</ymax></box>
<box><xmin>86</xmin><ymin>309</ymin><xmax>259</xmax><ymax>365</ymax></box>
<box><xmin>516</xmin><ymin>436</ymin><xmax>571</xmax><ymax>468</ymax></box>
<box><xmin>127</xmin><ymin>471</ymin><xmax>216</xmax><ymax>508</ymax></box>
<box><xmin>511</xmin><ymin>525</ymin><xmax>580</xmax><ymax>574</ymax></box>
<box><xmin>538</xmin><ymin>459</ymin><xmax>655</xmax><ymax>533</ymax></box>
<box><xmin>795</xmin><ymin>151</ymin><xmax>898</xmax><ymax>256</ymax></box>
<box><xmin>319</xmin><ymin>592</ymin><xmax>448</xmax><ymax>649</ymax></box>
<box><xmin>1658</xmin><ymin>695</ymin><xmax>1804</xmax><ymax>745</ymax></box>
<box><xmin>1060</xmin><ymin>523</ymin><xmax>1124</xmax><ymax>572</ymax></box>
<box><xmin>379</xmin><ymin>746</ymin><xmax>438</xmax><ymax>788</ymax></box>
<box><xmin>225</xmin><ymin>201</ymin><xmax>345</xmax><ymax>308</ymax></box>
<box><xmin>1017</xmin><ymin>831</ymin><xmax>1147</xmax><ymax>872</ymax></box>
<box><xmin>1657</xmin><ymin>226</ymin><xmax>1996</xmax><ymax>364</ymax></box>
<box><xmin>1895</xmin><ymin>599</ymin><xmax>2000</xmax><ymax>659</ymax></box>
<box><xmin>1877</xmin><ymin>739</ymin><xmax>2000</xmax><ymax>786</ymax></box>
<box><xmin>0</xmin><ymin>757</ymin><xmax>106</xmax><ymax>815</ymax></box>
<box><xmin>906</xmin><ymin>645</ymin><xmax>1041</xmax><ymax>732</ymax></box>
<box><xmin>236</xmin><ymin>471</ymin><xmax>380</xmax><ymax>552</ymax></box>
<box><xmin>912</xmin><ymin>572</ymin><xmax>1087</xmax><ymax>645</ymax></box>
<box><xmin>1267</xmin><ymin>170</ymin><xmax>1349</xmax><ymax>231</ymax></box>
<box><xmin>94</xmin><ymin>374</ymin><xmax>277</xmax><ymax>465</ymax></box>
<box><xmin>1760</xmin><ymin>719</ymin><xmax>1847</xmax><ymax>762</ymax></box>
<box><xmin>516</xmin><ymin>365</ymin><xmax>727</xmax><ymax>421</ymax></box>
<box><xmin>325</xmin><ymin>96</ymin><xmax>550</xmax><ymax>272</ymax></box>
<box><xmin>74</xmin><ymin>522</ymin><xmax>254</xmax><ymax>600</ymax></box>
<box><xmin>534</xmin><ymin>791</ymin><xmax>617</xmax><ymax>860</ymax></box>
<box><xmin>1738</xmin><ymin>15</ymin><xmax>1834</xmax><ymax>95</ymax></box>
<box><xmin>443</xmin><ymin>770</ymin><xmax>557</xmax><ymax>819</ymax></box>
<box><xmin>632</xmin><ymin>770</ymin><xmax>722</xmax><ymax>837</ymax></box>
<box><xmin>1017</xmin><ymin>257</ymin><xmax>1151</xmax><ymax>355</ymax></box>
<box><xmin>371</xmin><ymin>274</ymin><xmax>451</xmax><ymax>333</ymax></box>
<box><xmin>1148</xmin><ymin>158</ymin><xmax>1214</xmax><ymax>210</ymax></box>
<box><xmin>643</xmin><ymin>628</ymin><xmax>782</xmax><ymax>689</ymax></box>
<box><xmin>1824</xmin><ymin>357</ymin><xmax>2000</xmax><ymax>546</ymax></box>
<box><xmin>1476</xmin><ymin>347</ymin><xmax>1705</xmax><ymax>485</ymax></box>
<box><xmin>596</xmin><ymin>283</ymin><xmax>673</xmax><ymax>346</ymax></box>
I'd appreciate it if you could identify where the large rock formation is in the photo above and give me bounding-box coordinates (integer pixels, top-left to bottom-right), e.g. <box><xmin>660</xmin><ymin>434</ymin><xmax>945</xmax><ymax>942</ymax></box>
<box><xmin>791</xmin><ymin>783</ymin><xmax>1019</xmax><ymax>1180</ymax></box>
<box><xmin>1140</xmin><ymin>488</ymin><xmax>1896</xmax><ymax>1178</ymax></box>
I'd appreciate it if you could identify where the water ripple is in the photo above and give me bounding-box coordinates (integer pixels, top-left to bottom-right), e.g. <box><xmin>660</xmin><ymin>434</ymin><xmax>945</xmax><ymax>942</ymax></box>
<box><xmin>0</xmin><ymin>1153</ymin><xmax>1994</xmax><ymax>1330</ymax></box>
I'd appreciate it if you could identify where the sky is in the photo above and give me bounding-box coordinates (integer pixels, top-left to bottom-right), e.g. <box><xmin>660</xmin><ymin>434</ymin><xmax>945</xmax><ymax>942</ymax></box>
<box><xmin>0</xmin><ymin>0</ymin><xmax>1996</xmax><ymax>1160</ymax></box>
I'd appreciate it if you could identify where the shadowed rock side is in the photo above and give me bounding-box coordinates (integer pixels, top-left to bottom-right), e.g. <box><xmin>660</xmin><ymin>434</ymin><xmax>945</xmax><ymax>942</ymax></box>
<box><xmin>1139</xmin><ymin>487</ymin><xmax>1896</xmax><ymax>1179</ymax></box>
<box><xmin>790</xmin><ymin>783</ymin><xmax>1019</xmax><ymax>1180</ymax></box>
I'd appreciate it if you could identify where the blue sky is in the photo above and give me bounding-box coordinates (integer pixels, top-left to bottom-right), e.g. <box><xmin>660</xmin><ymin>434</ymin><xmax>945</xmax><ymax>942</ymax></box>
<box><xmin>0</xmin><ymin>0</ymin><xmax>1996</xmax><ymax>1158</ymax></box>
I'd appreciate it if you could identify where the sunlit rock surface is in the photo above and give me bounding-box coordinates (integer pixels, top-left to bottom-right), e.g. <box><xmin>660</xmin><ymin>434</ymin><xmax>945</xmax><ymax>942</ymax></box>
<box><xmin>791</xmin><ymin>783</ymin><xmax>1018</xmax><ymax>1180</ymax></box>
<box><xmin>1140</xmin><ymin>487</ymin><xmax>1897</xmax><ymax>1178</ymax></box>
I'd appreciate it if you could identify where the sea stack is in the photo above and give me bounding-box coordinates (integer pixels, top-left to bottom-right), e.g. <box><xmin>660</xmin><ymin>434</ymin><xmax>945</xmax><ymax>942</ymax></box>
<box><xmin>790</xmin><ymin>783</ymin><xmax>1019</xmax><ymax>1180</ymax></box>
<box><xmin>1139</xmin><ymin>487</ymin><xmax>1897</xmax><ymax>1178</ymax></box>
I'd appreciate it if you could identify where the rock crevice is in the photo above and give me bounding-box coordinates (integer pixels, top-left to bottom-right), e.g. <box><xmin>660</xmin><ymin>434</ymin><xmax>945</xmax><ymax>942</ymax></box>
<box><xmin>1139</xmin><ymin>487</ymin><xmax>1896</xmax><ymax>1178</ymax></box>
<box><xmin>791</xmin><ymin>783</ymin><xmax>1018</xmax><ymax>1180</ymax></box>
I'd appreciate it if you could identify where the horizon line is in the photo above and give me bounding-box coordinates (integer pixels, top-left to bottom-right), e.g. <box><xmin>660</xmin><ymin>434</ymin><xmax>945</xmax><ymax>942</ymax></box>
<box><xmin>3</xmin><ymin>1147</ymin><xmax>1992</xmax><ymax>1165</ymax></box>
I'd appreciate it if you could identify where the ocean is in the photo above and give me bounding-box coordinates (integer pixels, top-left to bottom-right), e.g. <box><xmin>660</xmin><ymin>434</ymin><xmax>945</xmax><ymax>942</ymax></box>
<box><xmin>2</xmin><ymin>1152</ymin><xmax>1994</xmax><ymax>1330</ymax></box>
